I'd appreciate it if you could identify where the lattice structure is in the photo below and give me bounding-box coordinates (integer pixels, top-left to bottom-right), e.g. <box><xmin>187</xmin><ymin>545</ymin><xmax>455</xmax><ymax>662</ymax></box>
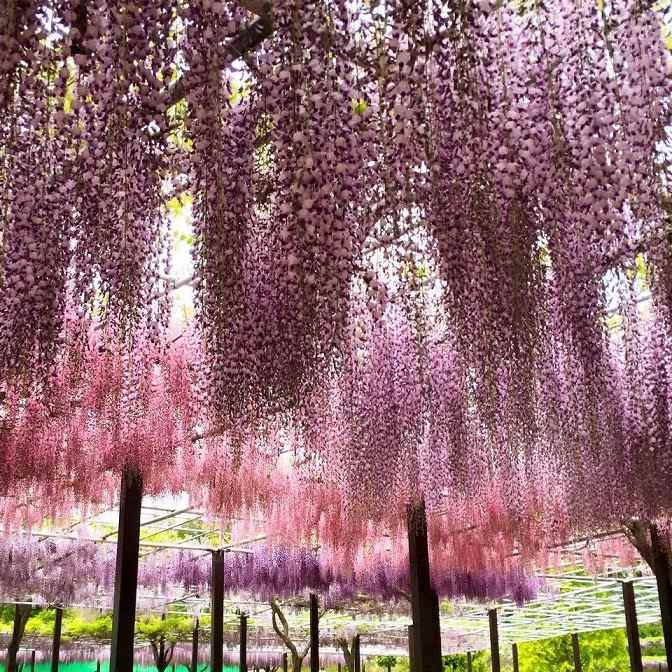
<box><xmin>9</xmin><ymin>505</ymin><xmax>663</xmax><ymax>656</ymax></box>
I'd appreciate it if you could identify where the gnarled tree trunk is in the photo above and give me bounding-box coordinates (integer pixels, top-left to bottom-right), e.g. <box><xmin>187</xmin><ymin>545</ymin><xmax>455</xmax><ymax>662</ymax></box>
<box><xmin>336</xmin><ymin>637</ymin><xmax>355</xmax><ymax>672</ymax></box>
<box><xmin>270</xmin><ymin>599</ymin><xmax>310</xmax><ymax>672</ymax></box>
<box><xmin>6</xmin><ymin>604</ymin><xmax>32</xmax><ymax>672</ymax></box>
<box><xmin>624</xmin><ymin>520</ymin><xmax>672</xmax><ymax>672</ymax></box>
<box><xmin>150</xmin><ymin>635</ymin><xmax>174</xmax><ymax>672</ymax></box>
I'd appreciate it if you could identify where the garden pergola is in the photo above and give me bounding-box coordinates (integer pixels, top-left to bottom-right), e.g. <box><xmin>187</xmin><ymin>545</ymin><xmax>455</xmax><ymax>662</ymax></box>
<box><xmin>2</xmin><ymin>503</ymin><xmax>664</xmax><ymax>667</ymax></box>
<box><xmin>4</xmin><ymin>0</ymin><xmax>672</xmax><ymax>672</ymax></box>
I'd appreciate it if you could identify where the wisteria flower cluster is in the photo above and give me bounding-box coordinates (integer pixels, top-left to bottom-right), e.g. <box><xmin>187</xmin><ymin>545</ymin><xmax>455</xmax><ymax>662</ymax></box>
<box><xmin>2</xmin><ymin>0</ymin><xmax>672</xmax><ymax>591</ymax></box>
<box><xmin>0</xmin><ymin>534</ymin><xmax>542</xmax><ymax>608</ymax></box>
<box><xmin>2</xmin><ymin>0</ymin><xmax>671</xmax><ymax>416</ymax></box>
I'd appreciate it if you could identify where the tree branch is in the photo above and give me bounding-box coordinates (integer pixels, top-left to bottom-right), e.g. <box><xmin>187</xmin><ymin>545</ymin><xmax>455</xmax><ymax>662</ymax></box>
<box><xmin>336</xmin><ymin>637</ymin><xmax>354</xmax><ymax>672</ymax></box>
<box><xmin>150</xmin><ymin>641</ymin><xmax>161</xmax><ymax>670</ymax></box>
<box><xmin>240</xmin><ymin>0</ymin><xmax>270</xmax><ymax>15</ymax></box>
<box><xmin>270</xmin><ymin>600</ymin><xmax>299</xmax><ymax>659</ymax></box>
<box><xmin>393</xmin><ymin>588</ymin><xmax>412</xmax><ymax>603</ymax></box>
<box><xmin>165</xmin><ymin>12</ymin><xmax>273</xmax><ymax>110</ymax></box>
<box><xmin>623</xmin><ymin>518</ymin><xmax>655</xmax><ymax>570</ymax></box>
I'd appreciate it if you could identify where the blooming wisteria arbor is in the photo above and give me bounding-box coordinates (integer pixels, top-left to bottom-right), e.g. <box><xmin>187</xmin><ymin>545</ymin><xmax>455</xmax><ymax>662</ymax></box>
<box><xmin>3</xmin><ymin>0</ymin><xmax>672</xmax><ymax>670</ymax></box>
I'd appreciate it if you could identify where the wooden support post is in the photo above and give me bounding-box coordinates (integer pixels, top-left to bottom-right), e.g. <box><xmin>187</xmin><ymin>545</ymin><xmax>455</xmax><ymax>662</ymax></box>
<box><xmin>651</xmin><ymin>525</ymin><xmax>672</xmax><ymax>672</ymax></box>
<box><xmin>110</xmin><ymin>467</ymin><xmax>143</xmax><ymax>672</ymax></box>
<box><xmin>96</xmin><ymin>661</ymin><xmax>100</xmax><ymax>672</ymax></box>
<box><xmin>407</xmin><ymin>502</ymin><xmax>442</xmax><ymax>672</ymax></box>
<box><xmin>466</xmin><ymin>652</ymin><xmax>472</xmax><ymax>672</ymax></box>
<box><xmin>310</xmin><ymin>593</ymin><xmax>319</xmax><ymax>672</ymax></box>
<box><xmin>337</xmin><ymin>664</ymin><xmax>341</xmax><ymax>672</ymax></box>
<box><xmin>353</xmin><ymin>634</ymin><xmax>361</xmax><ymax>672</ymax></box>
<box><xmin>408</xmin><ymin>625</ymin><xmax>416</xmax><ymax>672</ymax></box>
<box><xmin>51</xmin><ymin>607</ymin><xmax>63</xmax><ymax>672</ymax></box>
<box><xmin>240</xmin><ymin>613</ymin><xmax>248</xmax><ymax>672</ymax></box>
<box><xmin>623</xmin><ymin>581</ymin><xmax>643</xmax><ymax>672</ymax></box>
<box><xmin>211</xmin><ymin>550</ymin><xmax>224</xmax><ymax>672</ymax></box>
<box><xmin>488</xmin><ymin>610</ymin><xmax>501</xmax><ymax>672</ymax></box>
<box><xmin>8</xmin><ymin>605</ymin><xmax>31</xmax><ymax>672</ymax></box>
<box><xmin>191</xmin><ymin>619</ymin><xmax>199</xmax><ymax>672</ymax></box>
<box><xmin>31</xmin><ymin>651</ymin><xmax>36</xmax><ymax>672</ymax></box>
<box><xmin>511</xmin><ymin>644</ymin><xmax>519</xmax><ymax>672</ymax></box>
<box><xmin>571</xmin><ymin>634</ymin><xmax>582</xmax><ymax>672</ymax></box>
<box><xmin>283</xmin><ymin>654</ymin><xmax>288</xmax><ymax>672</ymax></box>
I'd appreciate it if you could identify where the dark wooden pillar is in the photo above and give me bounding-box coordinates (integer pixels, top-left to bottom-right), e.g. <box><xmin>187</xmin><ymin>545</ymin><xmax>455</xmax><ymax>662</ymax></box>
<box><xmin>408</xmin><ymin>625</ymin><xmax>416</xmax><ymax>672</ymax></box>
<box><xmin>466</xmin><ymin>652</ymin><xmax>472</xmax><ymax>672</ymax></box>
<box><xmin>282</xmin><ymin>654</ymin><xmax>288</xmax><ymax>672</ymax></box>
<box><xmin>8</xmin><ymin>605</ymin><xmax>31</xmax><ymax>672</ymax></box>
<box><xmin>191</xmin><ymin>618</ymin><xmax>199</xmax><ymax>672</ymax></box>
<box><xmin>240</xmin><ymin>613</ymin><xmax>248</xmax><ymax>672</ymax></box>
<box><xmin>110</xmin><ymin>466</ymin><xmax>143</xmax><ymax>672</ymax></box>
<box><xmin>31</xmin><ymin>651</ymin><xmax>36</xmax><ymax>672</ymax></box>
<box><xmin>623</xmin><ymin>581</ymin><xmax>643</xmax><ymax>672</ymax></box>
<box><xmin>407</xmin><ymin>502</ymin><xmax>442</xmax><ymax>672</ymax></box>
<box><xmin>571</xmin><ymin>634</ymin><xmax>582</xmax><ymax>672</ymax></box>
<box><xmin>211</xmin><ymin>550</ymin><xmax>224</xmax><ymax>672</ymax></box>
<box><xmin>511</xmin><ymin>643</ymin><xmax>519</xmax><ymax>672</ymax></box>
<box><xmin>96</xmin><ymin>661</ymin><xmax>100</xmax><ymax>672</ymax></box>
<box><xmin>353</xmin><ymin>635</ymin><xmax>361</xmax><ymax>672</ymax></box>
<box><xmin>651</xmin><ymin>525</ymin><xmax>672</xmax><ymax>672</ymax></box>
<box><xmin>488</xmin><ymin>610</ymin><xmax>500</xmax><ymax>672</ymax></box>
<box><xmin>310</xmin><ymin>593</ymin><xmax>319</xmax><ymax>672</ymax></box>
<box><xmin>51</xmin><ymin>607</ymin><xmax>63</xmax><ymax>672</ymax></box>
<box><xmin>337</xmin><ymin>664</ymin><xmax>341</xmax><ymax>672</ymax></box>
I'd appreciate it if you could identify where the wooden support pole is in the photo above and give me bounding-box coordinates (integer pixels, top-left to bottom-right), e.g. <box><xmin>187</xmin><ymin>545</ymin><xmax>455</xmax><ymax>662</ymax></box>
<box><xmin>466</xmin><ymin>652</ymin><xmax>472</xmax><ymax>672</ymax></box>
<box><xmin>337</xmin><ymin>664</ymin><xmax>341</xmax><ymax>672</ymax></box>
<box><xmin>96</xmin><ymin>661</ymin><xmax>100</xmax><ymax>672</ymax></box>
<box><xmin>407</xmin><ymin>502</ymin><xmax>442</xmax><ymax>672</ymax></box>
<box><xmin>109</xmin><ymin>466</ymin><xmax>143</xmax><ymax>672</ymax></box>
<box><xmin>408</xmin><ymin>625</ymin><xmax>415</xmax><ymax>672</ymax></box>
<box><xmin>571</xmin><ymin>634</ymin><xmax>582</xmax><ymax>672</ymax></box>
<box><xmin>191</xmin><ymin>619</ymin><xmax>199</xmax><ymax>672</ymax></box>
<box><xmin>283</xmin><ymin>654</ymin><xmax>288</xmax><ymax>672</ymax></box>
<box><xmin>623</xmin><ymin>581</ymin><xmax>644</xmax><ymax>672</ymax></box>
<box><xmin>8</xmin><ymin>605</ymin><xmax>31</xmax><ymax>672</ymax></box>
<box><xmin>31</xmin><ymin>651</ymin><xmax>36</xmax><ymax>672</ymax></box>
<box><xmin>51</xmin><ymin>607</ymin><xmax>63</xmax><ymax>672</ymax></box>
<box><xmin>310</xmin><ymin>593</ymin><xmax>319</xmax><ymax>672</ymax></box>
<box><xmin>240</xmin><ymin>613</ymin><xmax>248</xmax><ymax>672</ymax></box>
<box><xmin>651</xmin><ymin>525</ymin><xmax>672</xmax><ymax>672</ymax></box>
<box><xmin>353</xmin><ymin>635</ymin><xmax>361</xmax><ymax>672</ymax></box>
<box><xmin>511</xmin><ymin>643</ymin><xmax>519</xmax><ymax>672</ymax></box>
<box><xmin>211</xmin><ymin>550</ymin><xmax>224</xmax><ymax>672</ymax></box>
<box><xmin>488</xmin><ymin>610</ymin><xmax>501</xmax><ymax>672</ymax></box>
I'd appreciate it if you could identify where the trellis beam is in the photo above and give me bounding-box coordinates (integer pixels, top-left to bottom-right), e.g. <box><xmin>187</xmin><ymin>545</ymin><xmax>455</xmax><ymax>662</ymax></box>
<box><xmin>571</xmin><ymin>634</ymin><xmax>582</xmax><ymax>672</ymax></box>
<box><xmin>622</xmin><ymin>581</ymin><xmax>643</xmax><ymax>672</ymax></box>
<box><xmin>489</xmin><ymin>610</ymin><xmax>501</xmax><ymax>672</ymax></box>
<box><xmin>407</xmin><ymin>502</ymin><xmax>442</xmax><ymax>672</ymax></box>
<box><xmin>211</xmin><ymin>550</ymin><xmax>224</xmax><ymax>672</ymax></box>
<box><xmin>310</xmin><ymin>593</ymin><xmax>319</xmax><ymax>672</ymax></box>
<box><xmin>191</xmin><ymin>620</ymin><xmax>199</xmax><ymax>672</ymax></box>
<box><xmin>240</xmin><ymin>614</ymin><xmax>248</xmax><ymax>672</ymax></box>
<box><xmin>51</xmin><ymin>607</ymin><xmax>63</xmax><ymax>672</ymax></box>
<box><xmin>109</xmin><ymin>467</ymin><xmax>143</xmax><ymax>672</ymax></box>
